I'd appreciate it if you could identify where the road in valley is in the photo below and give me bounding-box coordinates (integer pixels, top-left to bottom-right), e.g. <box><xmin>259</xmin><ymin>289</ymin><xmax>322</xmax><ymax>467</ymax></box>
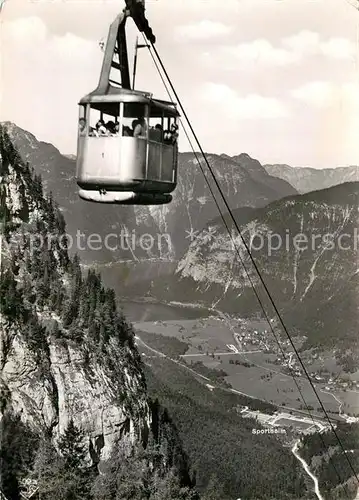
<box><xmin>134</xmin><ymin>333</ymin><xmax>333</xmax><ymax>422</ymax></box>
<box><xmin>180</xmin><ymin>350</ymin><xmax>261</xmax><ymax>357</ymax></box>
<box><xmin>134</xmin><ymin>333</ymin><xmax>276</xmax><ymax>402</ymax></box>
<box><xmin>134</xmin><ymin>334</ymin><xmax>211</xmax><ymax>383</ymax></box>
<box><xmin>292</xmin><ymin>439</ymin><xmax>324</xmax><ymax>500</ymax></box>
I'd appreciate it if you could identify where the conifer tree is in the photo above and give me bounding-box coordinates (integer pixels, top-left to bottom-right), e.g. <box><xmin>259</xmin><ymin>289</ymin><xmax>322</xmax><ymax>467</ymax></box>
<box><xmin>37</xmin><ymin>260</ymin><xmax>51</xmax><ymax>306</ymax></box>
<box><xmin>46</xmin><ymin>191</ymin><xmax>56</xmax><ymax>231</ymax></box>
<box><xmin>33</xmin><ymin>174</ymin><xmax>43</xmax><ymax>200</ymax></box>
<box><xmin>22</xmin><ymin>274</ymin><xmax>36</xmax><ymax>305</ymax></box>
<box><xmin>203</xmin><ymin>474</ymin><xmax>222</xmax><ymax>500</ymax></box>
<box><xmin>32</xmin><ymin>437</ymin><xmax>93</xmax><ymax>500</ymax></box>
<box><xmin>0</xmin><ymin>413</ymin><xmax>39</xmax><ymax>500</ymax></box>
<box><xmin>0</xmin><ymin>268</ymin><xmax>23</xmax><ymax>320</ymax></box>
<box><xmin>58</xmin><ymin>419</ymin><xmax>87</xmax><ymax>470</ymax></box>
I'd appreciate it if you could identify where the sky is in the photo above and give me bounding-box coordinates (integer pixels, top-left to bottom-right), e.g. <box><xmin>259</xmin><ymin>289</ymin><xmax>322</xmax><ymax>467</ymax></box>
<box><xmin>1</xmin><ymin>0</ymin><xmax>359</xmax><ymax>168</ymax></box>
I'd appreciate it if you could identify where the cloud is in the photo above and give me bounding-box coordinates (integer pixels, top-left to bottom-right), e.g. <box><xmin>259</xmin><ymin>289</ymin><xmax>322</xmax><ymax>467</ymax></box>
<box><xmin>201</xmin><ymin>31</ymin><xmax>356</xmax><ymax>70</ymax></box>
<box><xmin>164</xmin><ymin>0</ymin><xmax>240</xmax><ymax>15</ymax></box>
<box><xmin>290</xmin><ymin>82</ymin><xmax>336</xmax><ymax>107</ymax></box>
<box><xmin>282</xmin><ymin>30</ymin><xmax>321</xmax><ymax>56</ymax></box>
<box><xmin>3</xmin><ymin>15</ymin><xmax>47</xmax><ymax>43</ymax></box>
<box><xmin>202</xmin><ymin>82</ymin><xmax>289</xmax><ymax>119</ymax></box>
<box><xmin>51</xmin><ymin>32</ymin><xmax>98</xmax><ymax>63</ymax></box>
<box><xmin>200</xmin><ymin>41</ymin><xmax>299</xmax><ymax>71</ymax></box>
<box><xmin>174</xmin><ymin>20</ymin><xmax>233</xmax><ymax>41</ymax></box>
<box><xmin>224</xmin><ymin>39</ymin><xmax>299</xmax><ymax>66</ymax></box>
<box><xmin>1</xmin><ymin>16</ymin><xmax>101</xmax><ymax>152</ymax></box>
<box><xmin>342</xmin><ymin>83</ymin><xmax>359</xmax><ymax>106</ymax></box>
<box><xmin>2</xmin><ymin>15</ymin><xmax>99</xmax><ymax>62</ymax></box>
<box><xmin>320</xmin><ymin>37</ymin><xmax>357</xmax><ymax>60</ymax></box>
<box><xmin>283</xmin><ymin>30</ymin><xmax>356</xmax><ymax>60</ymax></box>
<box><xmin>291</xmin><ymin>81</ymin><xmax>359</xmax><ymax>108</ymax></box>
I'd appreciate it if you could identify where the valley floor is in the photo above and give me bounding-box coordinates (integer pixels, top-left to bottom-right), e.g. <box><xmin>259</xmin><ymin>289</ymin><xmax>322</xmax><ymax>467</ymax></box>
<box><xmin>133</xmin><ymin>313</ymin><xmax>358</xmax><ymax>420</ymax></box>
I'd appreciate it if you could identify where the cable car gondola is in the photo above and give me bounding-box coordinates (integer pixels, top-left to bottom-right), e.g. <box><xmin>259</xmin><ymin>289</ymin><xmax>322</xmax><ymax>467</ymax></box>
<box><xmin>75</xmin><ymin>0</ymin><xmax>180</xmax><ymax>205</ymax></box>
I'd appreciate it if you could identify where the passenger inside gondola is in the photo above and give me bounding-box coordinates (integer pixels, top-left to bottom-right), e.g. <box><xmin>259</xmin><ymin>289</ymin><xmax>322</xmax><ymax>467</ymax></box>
<box><xmin>106</xmin><ymin>120</ymin><xmax>116</xmax><ymax>134</ymax></box>
<box><xmin>85</xmin><ymin>104</ymin><xmax>176</xmax><ymax>142</ymax></box>
<box><xmin>148</xmin><ymin>118</ymin><xmax>163</xmax><ymax>142</ymax></box>
<box><xmin>95</xmin><ymin>119</ymin><xmax>108</xmax><ymax>136</ymax></box>
<box><xmin>132</xmin><ymin>119</ymin><xmax>139</xmax><ymax>135</ymax></box>
<box><xmin>170</xmin><ymin>123</ymin><xmax>179</xmax><ymax>144</ymax></box>
<box><xmin>153</xmin><ymin>123</ymin><xmax>163</xmax><ymax>141</ymax></box>
<box><xmin>79</xmin><ymin>118</ymin><xmax>86</xmax><ymax>135</ymax></box>
<box><xmin>163</xmin><ymin>122</ymin><xmax>178</xmax><ymax>145</ymax></box>
<box><xmin>133</xmin><ymin>117</ymin><xmax>147</xmax><ymax>137</ymax></box>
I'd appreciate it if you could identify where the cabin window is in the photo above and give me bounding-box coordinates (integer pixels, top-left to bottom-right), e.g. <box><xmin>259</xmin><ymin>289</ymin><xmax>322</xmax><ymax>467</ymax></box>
<box><xmin>163</xmin><ymin>116</ymin><xmax>178</xmax><ymax>145</ymax></box>
<box><xmin>88</xmin><ymin>103</ymin><xmax>120</xmax><ymax>136</ymax></box>
<box><xmin>78</xmin><ymin>105</ymin><xmax>87</xmax><ymax>136</ymax></box>
<box><xmin>148</xmin><ymin>115</ymin><xmax>163</xmax><ymax>143</ymax></box>
<box><xmin>122</xmin><ymin>102</ymin><xmax>148</xmax><ymax>138</ymax></box>
<box><xmin>164</xmin><ymin>116</ymin><xmax>177</xmax><ymax>130</ymax></box>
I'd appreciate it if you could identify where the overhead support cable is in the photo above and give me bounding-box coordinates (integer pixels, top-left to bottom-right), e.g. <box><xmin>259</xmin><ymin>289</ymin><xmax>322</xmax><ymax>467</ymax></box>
<box><xmin>141</xmin><ymin>38</ymin><xmax>352</xmax><ymax>496</ymax></box>
<box><xmin>140</xmin><ymin>31</ymin><xmax>359</xmax><ymax>490</ymax></box>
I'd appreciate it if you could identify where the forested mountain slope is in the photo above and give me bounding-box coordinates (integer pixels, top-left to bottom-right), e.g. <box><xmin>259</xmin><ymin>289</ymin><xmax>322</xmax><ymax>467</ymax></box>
<box><xmin>0</xmin><ymin>125</ymin><xmax>198</xmax><ymax>499</ymax></box>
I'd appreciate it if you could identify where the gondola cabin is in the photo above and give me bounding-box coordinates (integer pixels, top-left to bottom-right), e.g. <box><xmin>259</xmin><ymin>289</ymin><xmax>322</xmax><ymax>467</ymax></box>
<box><xmin>75</xmin><ymin>4</ymin><xmax>180</xmax><ymax>205</ymax></box>
<box><xmin>76</xmin><ymin>89</ymin><xmax>179</xmax><ymax>204</ymax></box>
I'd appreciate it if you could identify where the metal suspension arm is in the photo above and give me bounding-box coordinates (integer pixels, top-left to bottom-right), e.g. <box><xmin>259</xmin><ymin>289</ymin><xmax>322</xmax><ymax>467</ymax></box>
<box><xmin>117</xmin><ymin>16</ymin><xmax>131</xmax><ymax>89</ymax></box>
<box><xmin>96</xmin><ymin>12</ymin><xmax>131</xmax><ymax>91</ymax></box>
<box><xmin>95</xmin><ymin>0</ymin><xmax>155</xmax><ymax>92</ymax></box>
<box><xmin>125</xmin><ymin>0</ymin><xmax>156</xmax><ymax>43</ymax></box>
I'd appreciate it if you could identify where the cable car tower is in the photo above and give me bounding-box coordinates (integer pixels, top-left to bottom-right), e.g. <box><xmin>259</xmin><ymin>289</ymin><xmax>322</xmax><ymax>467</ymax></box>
<box><xmin>76</xmin><ymin>0</ymin><xmax>180</xmax><ymax>205</ymax></box>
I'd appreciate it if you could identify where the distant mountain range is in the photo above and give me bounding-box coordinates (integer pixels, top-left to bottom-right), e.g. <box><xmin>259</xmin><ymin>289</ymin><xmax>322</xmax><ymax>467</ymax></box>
<box><xmin>5</xmin><ymin>122</ymin><xmax>359</xmax><ymax>360</ymax></box>
<box><xmin>3</xmin><ymin>122</ymin><xmax>358</xmax><ymax>497</ymax></box>
<box><xmin>130</xmin><ymin>181</ymin><xmax>359</xmax><ymax>361</ymax></box>
<box><xmin>265</xmin><ymin>163</ymin><xmax>359</xmax><ymax>194</ymax></box>
<box><xmin>1</xmin><ymin>122</ymin><xmax>154</xmax><ymax>265</ymax></box>
<box><xmin>1</xmin><ymin>122</ymin><xmax>296</xmax><ymax>279</ymax></box>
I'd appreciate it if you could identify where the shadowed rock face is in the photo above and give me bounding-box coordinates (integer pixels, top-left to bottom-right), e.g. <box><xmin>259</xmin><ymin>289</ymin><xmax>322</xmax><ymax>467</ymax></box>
<box><xmin>0</xmin><ymin>124</ymin><xmax>150</xmax><ymax>464</ymax></box>
<box><xmin>1</xmin><ymin>325</ymin><xmax>149</xmax><ymax>462</ymax></box>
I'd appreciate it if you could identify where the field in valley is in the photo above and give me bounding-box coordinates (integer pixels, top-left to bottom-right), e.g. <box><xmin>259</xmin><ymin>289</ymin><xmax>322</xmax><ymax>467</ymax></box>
<box><xmin>134</xmin><ymin>315</ymin><xmax>354</xmax><ymax>416</ymax></box>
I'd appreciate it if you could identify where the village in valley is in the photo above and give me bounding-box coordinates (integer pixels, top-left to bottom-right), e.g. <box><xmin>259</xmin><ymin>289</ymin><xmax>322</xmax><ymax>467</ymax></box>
<box><xmin>135</xmin><ymin>313</ymin><xmax>359</xmax><ymax>429</ymax></box>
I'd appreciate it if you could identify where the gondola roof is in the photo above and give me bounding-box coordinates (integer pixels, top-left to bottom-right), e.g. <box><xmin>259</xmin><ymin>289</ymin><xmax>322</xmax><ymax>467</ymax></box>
<box><xmin>79</xmin><ymin>85</ymin><xmax>179</xmax><ymax>117</ymax></box>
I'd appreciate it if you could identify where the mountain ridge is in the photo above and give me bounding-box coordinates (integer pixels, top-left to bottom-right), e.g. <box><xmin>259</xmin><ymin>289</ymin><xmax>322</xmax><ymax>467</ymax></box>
<box><xmin>265</xmin><ymin>162</ymin><xmax>359</xmax><ymax>194</ymax></box>
<box><xmin>1</xmin><ymin>122</ymin><xmax>297</xmax><ymax>265</ymax></box>
<box><xmin>127</xmin><ymin>180</ymin><xmax>359</xmax><ymax>366</ymax></box>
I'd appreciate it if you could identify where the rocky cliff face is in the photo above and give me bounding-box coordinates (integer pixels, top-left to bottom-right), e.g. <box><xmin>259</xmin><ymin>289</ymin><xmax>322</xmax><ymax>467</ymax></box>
<box><xmin>265</xmin><ymin>162</ymin><xmax>359</xmax><ymax>194</ymax></box>
<box><xmin>0</xmin><ymin>124</ymin><xmax>150</xmax><ymax>464</ymax></box>
<box><xmin>1</xmin><ymin>318</ymin><xmax>149</xmax><ymax>462</ymax></box>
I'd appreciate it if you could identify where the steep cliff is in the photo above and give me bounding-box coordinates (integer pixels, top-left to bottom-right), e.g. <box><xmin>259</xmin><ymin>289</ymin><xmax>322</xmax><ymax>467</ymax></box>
<box><xmin>0</xmin><ymin>125</ymin><xmax>203</xmax><ymax>500</ymax></box>
<box><xmin>0</xmin><ymin>124</ymin><xmax>151</xmax><ymax>466</ymax></box>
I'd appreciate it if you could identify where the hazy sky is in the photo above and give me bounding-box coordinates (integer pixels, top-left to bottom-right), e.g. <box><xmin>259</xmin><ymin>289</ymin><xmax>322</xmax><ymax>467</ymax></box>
<box><xmin>1</xmin><ymin>0</ymin><xmax>359</xmax><ymax>168</ymax></box>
